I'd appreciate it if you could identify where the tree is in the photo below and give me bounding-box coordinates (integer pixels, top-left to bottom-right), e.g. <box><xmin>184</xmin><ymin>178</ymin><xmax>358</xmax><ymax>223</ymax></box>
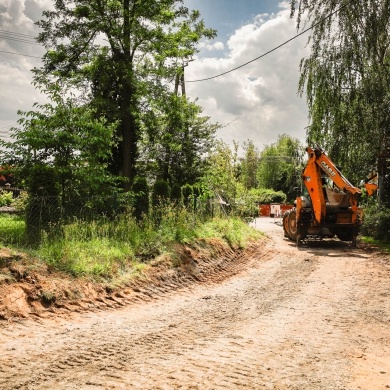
<box><xmin>0</xmin><ymin>86</ymin><xmax>118</xmax><ymax>205</ymax></box>
<box><xmin>290</xmin><ymin>0</ymin><xmax>390</xmax><ymax>205</ymax></box>
<box><xmin>240</xmin><ymin>139</ymin><xmax>260</xmax><ymax>189</ymax></box>
<box><xmin>152</xmin><ymin>179</ymin><xmax>170</xmax><ymax>207</ymax></box>
<box><xmin>34</xmin><ymin>0</ymin><xmax>216</xmax><ymax>190</ymax></box>
<box><xmin>257</xmin><ymin>134</ymin><xmax>303</xmax><ymax>201</ymax></box>
<box><xmin>140</xmin><ymin>94</ymin><xmax>218</xmax><ymax>186</ymax></box>
<box><xmin>204</xmin><ymin>140</ymin><xmax>240</xmax><ymax>203</ymax></box>
<box><xmin>132</xmin><ymin>176</ymin><xmax>149</xmax><ymax>220</ymax></box>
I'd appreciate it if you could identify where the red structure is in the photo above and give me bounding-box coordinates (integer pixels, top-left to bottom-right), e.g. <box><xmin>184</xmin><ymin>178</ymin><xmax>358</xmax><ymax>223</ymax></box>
<box><xmin>258</xmin><ymin>203</ymin><xmax>293</xmax><ymax>217</ymax></box>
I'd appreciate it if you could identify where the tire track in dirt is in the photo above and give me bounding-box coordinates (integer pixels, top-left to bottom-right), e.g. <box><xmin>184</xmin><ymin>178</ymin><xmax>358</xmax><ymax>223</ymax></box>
<box><xmin>0</xmin><ymin>240</ymin><xmax>264</xmax><ymax>321</ymax></box>
<box><xmin>0</xmin><ymin>233</ymin><xmax>320</xmax><ymax>389</ymax></box>
<box><xmin>1</xmin><ymin>218</ymin><xmax>389</xmax><ymax>389</ymax></box>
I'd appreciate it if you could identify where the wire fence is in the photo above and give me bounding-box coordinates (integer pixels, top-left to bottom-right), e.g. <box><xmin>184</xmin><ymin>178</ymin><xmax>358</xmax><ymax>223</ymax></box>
<box><xmin>0</xmin><ymin>194</ymin><xmax>113</xmax><ymax>246</ymax></box>
<box><xmin>0</xmin><ymin>190</ymin><xmax>231</xmax><ymax>247</ymax></box>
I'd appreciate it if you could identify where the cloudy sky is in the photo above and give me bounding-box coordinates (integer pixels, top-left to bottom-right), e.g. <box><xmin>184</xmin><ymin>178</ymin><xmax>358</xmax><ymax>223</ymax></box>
<box><xmin>0</xmin><ymin>0</ymin><xmax>311</xmax><ymax>152</ymax></box>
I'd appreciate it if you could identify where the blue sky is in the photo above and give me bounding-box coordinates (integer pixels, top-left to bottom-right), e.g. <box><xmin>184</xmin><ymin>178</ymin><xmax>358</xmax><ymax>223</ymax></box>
<box><xmin>0</xmin><ymin>1</ymin><xmax>310</xmax><ymax>152</ymax></box>
<box><xmin>182</xmin><ymin>1</ymin><xmax>310</xmax><ymax>150</ymax></box>
<box><xmin>185</xmin><ymin>0</ymin><xmax>279</xmax><ymax>43</ymax></box>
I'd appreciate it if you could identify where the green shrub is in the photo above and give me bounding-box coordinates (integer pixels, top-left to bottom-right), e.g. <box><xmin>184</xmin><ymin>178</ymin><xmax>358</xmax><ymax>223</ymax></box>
<box><xmin>152</xmin><ymin>179</ymin><xmax>170</xmax><ymax>207</ymax></box>
<box><xmin>170</xmin><ymin>183</ymin><xmax>182</xmax><ymax>204</ymax></box>
<box><xmin>132</xmin><ymin>177</ymin><xmax>149</xmax><ymax>220</ymax></box>
<box><xmin>233</xmin><ymin>199</ymin><xmax>259</xmax><ymax>220</ymax></box>
<box><xmin>249</xmin><ymin>188</ymin><xmax>287</xmax><ymax>204</ymax></box>
<box><xmin>361</xmin><ymin>205</ymin><xmax>390</xmax><ymax>242</ymax></box>
<box><xmin>0</xmin><ymin>190</ymin><xmax>14</xmax><ymax>207</ymax></box>
<box><xmin>25</xmin><ymin>165</ymin><xmax>61</xmax><ymax>246</ymax></box>
<box><xmin>12</xmin><ymin>191</ymin><xmax>28</xmax><ymax>212</ymax></box>
<box><xmin>182</xmin><ymin>184</ymin><xmax>193</xmax><ymax>208</ymax></box>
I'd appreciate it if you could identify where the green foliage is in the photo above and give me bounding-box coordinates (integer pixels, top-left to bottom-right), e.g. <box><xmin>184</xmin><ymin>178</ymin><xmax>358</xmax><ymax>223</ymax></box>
<box><xmin>290</xmin><ymin>0</ymin><xmax>390</xmax><ymax>205</ymax></box>
<box><xmin>0</xmin><ymin>87</ymin><xmax>119</xmax><ymax>207</ymax></box>
<box><xmin>12</xmin><ymin>191</ymin><xmax>29</xmax><ymax>212</ymax></box>
<box><xmin>170</xmin><ymin>183</ymin><xmax>182</xmax><ymax>204</ymax></box>
<box><xmin>0</xmin><ymin>202</ymin><xmax>263</xmax><ymax>279</ymax></box>
<box><xmin>250</xmin><ymin>188</ymin><xmax>287</xmax><ymax>204</ymax></box>
<box><xmin>361</xmin><ymin>205</ymin><xmax>390</xmax><ymax>242</ymax></box>
<box><xmin>0</xmin><ymin>191</ymin><xmax>14</xmax><ymax>207</ymax></box>
<box><xmin>196</xmin><ymin>217</ymin><xmax>263</xmax><ymax>250</ymax></box>
<box><xmin>140</xmin><ymin>95</ymin><xmax>219</xmax><ymax>186</ymax></box>
<box><xmin>34</xmin><ymin>0</ymin><xmax>217</xmax><ymax>187</ymax></box>
<box><xmin>232</xmin><ymin>199</ymin><xmax>259</xmax><ymax>220</ymax></box>
<box><xmin>26</xmin><ymin>164</ymin><xmax>60</xmax><ymax>197</ymax></box>
<box><xmin>39</xmin><ymin>215</ymin><xmax>141</xmax><ymax>277</ymax></box>
<box><xmin>132</xmin><ymin>177</ymin><xmax>149</xmax><ymax>220</ymax></box>
<box><xmin>25</xmin><ymin>164</ymin><xmax>61</xmax><ymax>246</ymax></box>
<box><xmin>182</xmin><ymin>183</ymin><xmax>193</xmax><ymax>207</ymax></box>
<box><xmin>0</xmin><ymin>214</ymin><xmax>25</xmax><ymax>245</ymax></box>
<box><xmin>230</xmin><ymin>185</ymin><xmax>287</xmax><ymax>220</ymax></box>
<box><xmin>204</xmin><ymin>139</ymin><xmax>240</xmax><ymax>202</ymax></box>
<box><xmin>257</xmin><ymin>134</ymin><xmax>303</xmax><ymax>201</ymax></box>
<box><xmin>37</xmin><ymin>207</ymin><xmax>257</xmax><ymax>278</ymax></box>
<box><xmin>240</xmin><ymin>139</ymin><xmax>260</xmax><ymax>189</ymax></box>
<box><xmin>152</xmin><ymin>179</ymin><xmax>170</xmax><ymax>207</ymax></box>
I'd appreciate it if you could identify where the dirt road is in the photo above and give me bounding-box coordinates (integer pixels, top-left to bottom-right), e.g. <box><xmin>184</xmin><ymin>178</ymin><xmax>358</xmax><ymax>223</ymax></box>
<box><xmin>1</xmin><ymin>217</ymin><xmax>389</xmax><ymax>389</ymax></box>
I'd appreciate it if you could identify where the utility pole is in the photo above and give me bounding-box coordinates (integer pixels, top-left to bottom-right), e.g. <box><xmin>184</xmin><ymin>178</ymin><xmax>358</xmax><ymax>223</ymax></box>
<box><xmin>174</xmin><ymin>59</ymin><xmax>194</xmax><ymax>96</ymax></box>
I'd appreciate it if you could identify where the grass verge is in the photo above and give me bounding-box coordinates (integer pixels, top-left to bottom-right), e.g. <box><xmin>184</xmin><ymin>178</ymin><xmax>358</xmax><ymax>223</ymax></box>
<box><xmin>0</xmin><ymin>208</ymin><xmax>263</xmax><ymax>283</ymax></box>
<box><xmin>360</xmin><ymin>236</ymin><xmax>390</xmax><ymax>253</ymax></box>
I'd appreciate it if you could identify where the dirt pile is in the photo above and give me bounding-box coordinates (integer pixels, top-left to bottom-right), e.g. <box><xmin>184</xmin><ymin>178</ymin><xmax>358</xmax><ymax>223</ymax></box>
<box><xmin>0</xmin><ymin>238</ymin><xmax>263</xmax><ymax>322</ymax></box>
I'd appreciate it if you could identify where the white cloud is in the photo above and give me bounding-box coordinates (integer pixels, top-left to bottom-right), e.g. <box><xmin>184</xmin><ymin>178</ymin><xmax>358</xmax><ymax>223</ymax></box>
<box><xmin>186</xmin><ymin>4</ymin><xmax>310</xmax><ymax>152</ymax></box>
<box><xmin>198</xmin><ymin>41</ymin><xmax>224</xmax><ymax>51</ymax></box>
<box><xmin>0</xmin><ymin>1</ymin><xmax>51</xmax><ymax>132</ymax></box>
<box><xmin>0</xmin><ymin>1</ymin><xmax>310</xmax><ymax>154</ymax></box>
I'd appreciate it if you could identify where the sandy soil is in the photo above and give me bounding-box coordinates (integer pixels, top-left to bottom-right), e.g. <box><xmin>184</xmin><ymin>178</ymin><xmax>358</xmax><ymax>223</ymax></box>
<box><xmin>0</xmin><ymin>217</ymin><xmax>389</xmax><ymax>389</ymax></box>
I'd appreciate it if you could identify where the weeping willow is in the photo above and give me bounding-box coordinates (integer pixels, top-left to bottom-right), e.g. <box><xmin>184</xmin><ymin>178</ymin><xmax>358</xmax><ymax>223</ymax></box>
<box><xmin>290</xmin><ymin>0</ymin><xmax>390</xmax><ymax>204</ymax></box>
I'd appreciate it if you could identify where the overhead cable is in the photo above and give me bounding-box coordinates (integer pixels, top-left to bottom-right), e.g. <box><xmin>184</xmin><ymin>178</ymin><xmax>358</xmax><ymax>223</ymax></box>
<box><xmin>0</xmin><ymin>34</ymin><xmax>41</xmax><ymax>46</ymax></box>
<box><xmin>0</xmin><ymin>50</ymin><xmax>42</xmax><ymax>59</ymax></box>
<box><xmin>187</xmin><ymin>0</ymin><xmax>354</xmax><ymax>83</ymax></box>
<box><xmin>0</xmin><ymin>29</ymin><xmax>37</xmax><ymax>38</ymax></box>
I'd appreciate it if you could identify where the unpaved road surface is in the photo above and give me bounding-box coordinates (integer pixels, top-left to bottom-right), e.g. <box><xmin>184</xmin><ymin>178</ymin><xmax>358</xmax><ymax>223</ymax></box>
<box><xmin>1</xmin><ymin>217</ymin><xmax>390</xmax><ymax>389</ymax></box>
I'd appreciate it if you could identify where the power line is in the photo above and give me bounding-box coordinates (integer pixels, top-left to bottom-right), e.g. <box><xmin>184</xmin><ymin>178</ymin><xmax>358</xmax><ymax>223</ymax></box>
<box><xmin>0</xmin><ymin>50</ymin><xmax>42</xmax><ymax>59</ymax></box>
<box><xmin>0</xmin><ymin>29</ymin><xmax>42</xmax><ymax>57</ymax></box>
<box><xmin>187</xmin><ymin>0</ymin><xmax>354</xmax><ymax>83</ymax></box>
<box><xmin>0</xmin><ymin>29</ymin><xmax>37</xmax><ymax>39</ymax></box>
<box><xmin>0</xmin><ymin>34</ymin><xmax>41</xmax><ymax>46</ymax></box>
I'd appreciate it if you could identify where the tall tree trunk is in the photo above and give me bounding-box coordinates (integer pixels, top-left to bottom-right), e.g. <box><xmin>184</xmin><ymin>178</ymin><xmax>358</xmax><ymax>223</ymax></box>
<box><xmin>121</xmin><ymin>0</ymin><xmax>137</xmax><ymax>191</ymax></box>
<box><xmin>378</xmin><ymin>132</ymin><xmax>390</xmax><ymax>207</ymax></box>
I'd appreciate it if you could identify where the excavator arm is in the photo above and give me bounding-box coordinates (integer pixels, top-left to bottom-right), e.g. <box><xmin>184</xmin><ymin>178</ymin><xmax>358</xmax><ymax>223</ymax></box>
<box><xmin>301</xmin><ymin>147</ymin><xmax>362</xmax><ymax>224</ymax></box>
<box><xmin>301</xmin><ymin>148</ymin><xmax>327</xmax><ymax>224</ymax></box>
<box><xmin>364</xmin><ymin>173</ymin><xmax>378</xmax><ymax>196</ymax></box>
<box><xmin>311</xmin><ymin>147</ymin><xmax>361</xmax><ymax>195</ymax></box>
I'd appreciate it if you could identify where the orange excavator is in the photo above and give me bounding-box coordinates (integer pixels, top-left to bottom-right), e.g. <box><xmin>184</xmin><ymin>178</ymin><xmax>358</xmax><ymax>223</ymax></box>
<box><xmin>283</xmin><ymin>146</ymin><xmax>377</xmax><ymax>247</ymax></box>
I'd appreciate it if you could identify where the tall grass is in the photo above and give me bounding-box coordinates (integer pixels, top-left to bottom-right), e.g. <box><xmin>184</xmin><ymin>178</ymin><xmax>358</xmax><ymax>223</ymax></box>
<box><xmin>36</xmin><ymin>204</ymin><xmax>202</xmax><ymax>277</ymax></box>
<box><xmin>196</xmin><ymin>217</ymin><xmax>262</xmax><ymax>249</ymax></box>
<box><xmin>0</xmin><ymin>204</ymin><xmax>263</xmax><ymax>280</ymax></box>
<box><xmin>0</xmin><ymin>214</ymin><xmax>26</xmax><ymax>245</ymax></box>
